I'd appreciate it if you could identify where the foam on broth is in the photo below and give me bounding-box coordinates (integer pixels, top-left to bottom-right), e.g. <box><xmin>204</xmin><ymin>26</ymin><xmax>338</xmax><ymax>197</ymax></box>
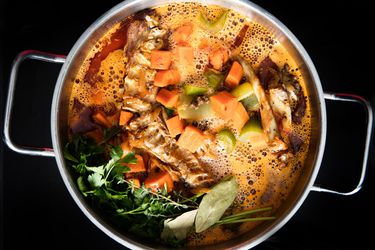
<box><xmin>68</xmin><ymin>2</ymin><xmax>311</xmax><ymax>246</ymax></box>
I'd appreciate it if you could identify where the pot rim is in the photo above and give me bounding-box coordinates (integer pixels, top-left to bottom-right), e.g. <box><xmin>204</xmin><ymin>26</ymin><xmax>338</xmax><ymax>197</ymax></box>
<box><xmin>51</xmin><ymin>0</ymin><xmax>327</xmax><ymax>249</ymax></box>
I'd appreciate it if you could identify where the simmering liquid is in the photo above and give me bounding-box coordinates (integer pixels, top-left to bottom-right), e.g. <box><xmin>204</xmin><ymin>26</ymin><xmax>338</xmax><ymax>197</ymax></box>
<box><xmin>68</xmin><ymin>2</ymin><xmax>311</xmax><ymax>246</ymax></box>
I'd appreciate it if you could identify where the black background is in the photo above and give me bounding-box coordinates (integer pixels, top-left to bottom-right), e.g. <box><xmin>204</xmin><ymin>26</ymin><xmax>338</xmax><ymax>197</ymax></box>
<box><xmin>1</xmin><ymin>0</ymin><xmax>374</xmax><ymax>249</ymax></box>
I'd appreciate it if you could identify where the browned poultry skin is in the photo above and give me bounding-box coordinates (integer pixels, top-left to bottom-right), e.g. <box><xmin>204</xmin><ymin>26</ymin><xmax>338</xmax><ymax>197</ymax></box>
<box><xmin>126</xmin><ymin>110</ymin><xmax>213</xmax><ymax>188</ymax></box>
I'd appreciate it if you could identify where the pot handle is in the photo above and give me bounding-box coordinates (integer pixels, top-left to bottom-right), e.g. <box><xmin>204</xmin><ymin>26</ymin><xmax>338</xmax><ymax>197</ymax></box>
<box><xmin>311</xmin><ymin>92</ymin><xmax>374</xmax><ymax>195</ymax></box>
<box><xmin>3</xmin><ymin>50</ymin><xmax>66</xmax><ymax>157</ymax></box>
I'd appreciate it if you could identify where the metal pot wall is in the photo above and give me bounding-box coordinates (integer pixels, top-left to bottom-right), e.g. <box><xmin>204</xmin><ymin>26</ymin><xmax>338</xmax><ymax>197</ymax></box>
<box><xmin>3</xmin><ymin>0</ymin><xmax>373</xmax><ymax>249</ymax></box>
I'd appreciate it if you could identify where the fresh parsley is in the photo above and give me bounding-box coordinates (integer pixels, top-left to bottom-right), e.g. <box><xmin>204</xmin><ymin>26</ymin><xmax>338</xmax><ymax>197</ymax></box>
<box><xmin>64</xmin><ymin>135</ymin><xmax>198</xmax><ymax>241</ymax></box>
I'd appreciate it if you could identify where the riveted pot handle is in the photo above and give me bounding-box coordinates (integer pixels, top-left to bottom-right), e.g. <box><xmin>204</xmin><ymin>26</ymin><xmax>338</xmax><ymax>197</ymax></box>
<box><xmin>311</xmin><ymin>92</ymin><xmax>374</xmax><ymax>195</ymax></box>
<box><xmin>3</xmin><ymin>50</ymin><xmax>66</xmax><ymax>157</ymax></box>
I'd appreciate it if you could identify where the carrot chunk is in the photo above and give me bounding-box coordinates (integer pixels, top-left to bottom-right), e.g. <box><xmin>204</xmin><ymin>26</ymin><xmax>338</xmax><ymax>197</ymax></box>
<box><xmin>209</xmin><ymin>48</ymin><xmax>229</xmax><ymax>71</ymax></box>
<box><xmin>156</xmin><ymin>89</ymin><xmax>179</xmax><ymax>108</ymax></box>
<box><xmin>177</xmin><ymin>125</ymin><xmax>205</xmax><ymax>153</ymax></box>
<box><xmin>172</xmin><ymin>23</ymin><xmax>193</xmax><ymax>45</ymax></box>
<box><xmin>150</xmin><ymin>50</ymin><xmax>172</xmax><ymax>70</ymax></box>
<box><xmin>120</xmin><ymin>141</ymin><xmax>132</xmax><ymax>156</ymax></box>
<box><xmin>144</xmin><ymin>171</ymin><xmax>174</xmax><ymax>193</ymax></box>
<box><xmin>119</xmin><ymin>111</ymin><xmax>133</xmax><ymax>125</ymax></box>
<box><xmin>124</xmin><ymin>155</ymin><xmax>146</xmax><ymax>173</ymax></box>
<box><xmin>92</xmin><ymin>111</ymin><xmax>112</xmax><ymax>128</ymax></box>
<box><xmin>107</xmin><ymin>112</ymin><xmax>120</xmax><ymax>126</ymax></box>
<box><xmin>225</xmin><ymin>61</ymin><xmax>243</xmax><ymax>88</ymax></box>
<box><xmin>153</xmin><ymin>69</ymin><xmax>180</xmax><ymax>87</ymax></box>
<box><xmin>231</xmin><ymin>102</ymin><xmax>250</xmax><ymax>131</ymax></box>
<box><xmin>209</xmin><ymin>91</ymin><xmax>239</xmax><ymax>120</ymax></box>
<box><xmin>166</xmin><ymin>115</ymin><xmax>185</xmax><ymax>137</ymax></box>
<box><xmin>176</xmin><ymin>46</ymin><xmax>194</xmax><ymax>66</ymax></box>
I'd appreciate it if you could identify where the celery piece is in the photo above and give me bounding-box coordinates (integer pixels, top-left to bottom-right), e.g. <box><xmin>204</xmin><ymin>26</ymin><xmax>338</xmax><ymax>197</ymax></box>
<box><xmin>184</xmin><ymin>84</ymin><xmax>209</xmax><ymax>96</ymax></box>
<box><xmin>239</xmin><ymin>117</ymin><xmax>263</xmax><ymax>143</ymax></box>
<box><xmin>241</xmin><ymin>94</ymin><xmax>259</xmax><ymax>112</ymax></box>
<box><xmin>178</xmin><ymin>94</ymin><xmax>193</xmax><ymax>107</ymax></box>
<box><xmin>197</xmin><ymin>11</ymin><xmax>228</xmax><ymax>34</ymax></box>
<box><xmin>178</xmin><ymin>94</ymin><xmax>193</xmax><ymax>112</ymax></box>
<box><xmin>177</xmin><ymin>103</ymin><xmax>215</xmax><ymax>120</ymax></box>
<box><xmin>231</xmin><ymin>82</ymin><xmax>254</xmax><ymax>101</ymax></box>
<box><xmin>204</xmin><ymin>69</ymin><xmax>224</xmax><ymax>90</ymax></box>
<box><xmin>217</xmin><ymin>129</ymin><xmax>236</xmax><ymax>153</ymax></box>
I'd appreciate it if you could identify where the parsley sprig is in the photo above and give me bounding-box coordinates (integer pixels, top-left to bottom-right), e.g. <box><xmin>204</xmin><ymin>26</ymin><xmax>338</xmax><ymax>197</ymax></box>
<box><xmin>64</xmin><ymin>136</ymin><xmax>198</xmax><ymax>240</ymax></box>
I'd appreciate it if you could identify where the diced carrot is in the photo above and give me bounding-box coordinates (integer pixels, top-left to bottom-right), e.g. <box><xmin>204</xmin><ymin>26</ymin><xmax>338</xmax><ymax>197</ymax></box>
<box><xmin>107</xmin><ymin>112</ymin><xmax>120</xmax><ymax>126</ymax></box>
<box><xmin>153</xmin><ymin>69</ymin><xmax>180</xmax><ymax>87</ymax></box>
<box><xmin>124</xmin><ymin>155</ymin><xmax>146</xmax><ymax>173</ymax></box>
<box><xmin>150</xmin><ymin>50</ymin><xmax>172</xmax><ymax>70</ymax></box>
<box><xmin>177</xmin><ymin>125</ymin><xmax>205</xmax><ymax>153</ymax></box>
<box><xmin>120</xmin><ymin>141</ymin><xmax>132</xmax><ymax>156</ymax></box>
<box><xmin>209</xmin><ymin>48</ymin><xmax>229</xmax><ymax>71</ymax></box>
<box><xmin>128</xmin><ymin>178</ymin><xmax>141</xmax><ymax>188</ymax></box>
<box><xmin>144</xmin><ymin>171</ymin><xmax>174</xmax><ymax>193</ymax></box>
<box><xmin>172</xmin><ymin>23</ymin><xmax>193</xmax><ymax>45</ymax></box>
<box><xmin>85</xmin><ymin>129</ymin><xmax>103</xmax><ymax>143</ymax></box>
<box><xmin>225</xmin><ymin>61</ymin><xmax>243</xmax><ymax>88</ymax></box>
<box><xmin>231</xmin><ymin>102</ymin><xmax>250</xmax><ymax>131</ymax></box>
<box><xmin>119</xmin><ymin>111</ymin><xmax>133</xmax><ymax>125</ymax></box>
<box><xmin>156</xmin><ymin>89</ymin><xmax>179</xmax><ymax>108</ymax></box>
<box><xmin>209</xmin><ymin>91</ymin><xmax>239</xmax><ymax>120</ymax></box>
<box><xmin>92</xmin><ymin>111</ymin><xmax>112</xmax><ymax>128</ymax></box>
<box><xmin>166</xmin><ymin>115</ymin><xmax>185</xmax><ymax>137</ymax></box>
<box><xmin>176</xmin><ymin>46</ymin><xmax>194</xmax><ymax>66</ymax></box>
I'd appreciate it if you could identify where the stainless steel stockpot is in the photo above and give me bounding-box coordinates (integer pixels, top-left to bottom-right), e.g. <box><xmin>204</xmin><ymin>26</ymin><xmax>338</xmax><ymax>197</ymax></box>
<box><xmin>3</xmin><ymin>0</ymin><xmax>373</xmax><ymax>249</ymax></box>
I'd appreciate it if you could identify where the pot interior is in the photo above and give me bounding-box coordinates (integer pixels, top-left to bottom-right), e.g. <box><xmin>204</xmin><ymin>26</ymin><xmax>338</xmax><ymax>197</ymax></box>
<box><xmin>52</xmin><ymin>0</ymin><xmax>325</xmax><ymax>249</ymax></box>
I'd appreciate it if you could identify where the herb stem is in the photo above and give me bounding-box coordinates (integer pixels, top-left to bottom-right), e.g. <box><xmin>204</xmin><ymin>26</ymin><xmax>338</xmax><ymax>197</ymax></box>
<box><xmin>150</xmin><ymin>191</ymin><xmax>195</xmax><ymax>209</ymax></box>
<box><xmin>104</xmin><ymin>160</ymin><xmax>116</xmax><ymax>185</ymax></box>
<box><xmin>125</xmin><ymin>180</ymin><xmax>197</xmax><ymax>209</ymax></box>
<box><xmin>117</xmin><ymin>206</ymin><xmax>146</xmax><ymax>215</ymax></box>
<box><xmin>216</xmin><ymin>216</ymin><xmax>276</xmax><ymax>225</ymax></box>
<box><xmin>175</xmin><ymin>194</ymin><xmax>200</xmax><ymax>205</ymax></box>
<box><xmin>180</xmin><ymin>192</ymin><xmax>206</xmax><ymax>204</ymax></box>
<box><xmin>213</xmin><ymin>207</ymin><xmax>275</xmax><ymax>226</ymax></box>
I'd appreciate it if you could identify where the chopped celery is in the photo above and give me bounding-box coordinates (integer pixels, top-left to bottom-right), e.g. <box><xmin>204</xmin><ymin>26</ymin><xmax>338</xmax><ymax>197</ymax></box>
<box><xmin>231</xmin><ymin>82</ymin><xmax>254</xmax><ymax>101</ymax></box>
<box><xmin>177</xmin><ymin>103</ymin><xmax>215</xmax><ymax>120</ymax></box>
<box><xmin>197</xmin><ymin>11</ymin><xmax>228</xmax><ymax>34</ymax></box>
<box><xmin>178</xmin><ymin>94</ymin><xmax>193</xmax><ymax>107</ymax></box>
<box><xmin>217</xmin><ymin>129</ymin><xmax>236</xmax><ymax>153</ymax></box>
<box><xmin>204</xmin><ymin>69</ymin><xmax>224</xmax><ymax>90</ymax></box>
<box><xmin>239</xmin><ymin>117</ymin><xmax>263</xmax><ymax>143</ymax></box>
<box><xmin>184</xmin><ymin>84</ymin><xmax>209</xmax><ymax>96</ymax></box>
<box><xmin>241</xmin><ymin>94</ymin><xmax>259</xmax><ymax>112</ymax></box>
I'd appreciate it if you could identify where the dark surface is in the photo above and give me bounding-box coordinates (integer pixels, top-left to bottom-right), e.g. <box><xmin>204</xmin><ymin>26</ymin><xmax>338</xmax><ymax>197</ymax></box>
<box><xmin>1</xmin><ymin>0</ymin><xmax>374</xmax><ymax>249</ymax></box>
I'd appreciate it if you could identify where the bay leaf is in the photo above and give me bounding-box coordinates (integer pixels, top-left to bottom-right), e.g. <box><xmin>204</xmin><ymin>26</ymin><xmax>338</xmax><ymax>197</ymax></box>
<box><xmin>161</xmin><ymin>209</ymin><xmax>198</xmax><ymax>241</ymax></box>
<box><xmin>195</xmin><ymin>176</ymin><xmax>238</xmax><ymax>233</ymax></box>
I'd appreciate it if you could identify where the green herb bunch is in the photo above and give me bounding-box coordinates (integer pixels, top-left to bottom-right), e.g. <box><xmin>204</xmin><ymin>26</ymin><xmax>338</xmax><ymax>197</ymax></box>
<box><xmin>64</xmin><ymin>136</ymin><xmax>198</xmax><ymax>240</ymax></box>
